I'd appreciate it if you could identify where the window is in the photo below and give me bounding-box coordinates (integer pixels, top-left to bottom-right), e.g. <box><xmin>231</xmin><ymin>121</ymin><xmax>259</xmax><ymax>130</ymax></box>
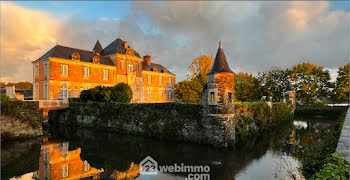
<box><xmin>61</xmin><ymin>84</ymin><xmax>69</xmax><ymax>99</ymax></box>
<box><xmin>120</xmin><ymin>60</ymin><xmax>124</xmax><ymax>70</ymax></box>
<box><xmin>35</xmin><ymin>83</ymin><xmax>39</xmax><ymax>100</ymax></box>
<box><xmin>35</xmin><ymin>64</ymin><xmax>39</xmax><ymax>77</ymax></box>
<box><xmin>61</xmin><ymin>165</ymin><xmax>69</xmax><ymax>178</ymax></box>
<box><xmin>44</xmin><ymin>81</ymin><xmax>47</xmax><ymax>100</ymax></box>
<box><xmin>148</xmin><ymin>88</ymin><xmax>152</xmax><ymax>99</ymax></box>
<box><xmin>228</xmin><ymin>92</ymin><xmax>233</xmax><ymax>103</ymax></box>
<box><xmin>159</xmin><ymin>76</ymin><xmax>163</xmax><ymax>84</ymax></box>
<box><xmin>103</xmin><ymin>69</ymin><xmax>108</xmax><ymax>80</ymax></box>
<box><xmin>168</xmin><ymin>90</ymin><xmax>172</xmax><ymax>99</ymax></box>
<box><xmin>136</xmin><ymin>63</ymin><xmax>139</xmax><ymax>72</ymax></box>
<box><xmin>148</xmin><ymin>75</ymin><xmax>152</xmax><ymax>83</ymax></box>
<box><xmin>159</xmin><ymin>90</ymin><xmax>162</xmax><ymax>99</ymax></box>
<box><xmin>62</xmin><ymin>142</ymin><xmax>68</xmax><ymax>158</ymax></box>
<box><xmin>44</xmin><ymin>62</ymin><xmax>47</xmax><ymax>77</ymax></box>
<box><xmin>83</xmin><ymin>67</ymin><xmax>89</xmax><ymax>78</ymax></box>
<box><xmin>128</xmin><ymin>63</ymin><xmax>133</xmax><ymax>72</ymax></box>
<box><xmin>61</xmin><ymin>65</ymin><xmax>68</xmax><ymax>76</ymax></box>
<box><xmin>83</xmin><ymin>161</ymin><xmax>90</xmax><ymax>172</ymax></box>
<box><xmin>168</xmin><ymin>77</ymin><xmax>172</xmax><ymax>85</ymax></box>
<box><xmin>210</xmin><ymin>92</ymin><xmax>215</xmax><ymax>102</ymax></box>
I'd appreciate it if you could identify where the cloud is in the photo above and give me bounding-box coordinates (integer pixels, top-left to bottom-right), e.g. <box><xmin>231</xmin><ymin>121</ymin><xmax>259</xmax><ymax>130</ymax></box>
<box><xmin>0</xmin><ymin>2</ymin><xmax>59</xmax><ymax>82</ymax></box>
<box><xmin>1</xmin><ymin>1</ymin><xmax>349</xmax><ymax>83</ymax></box>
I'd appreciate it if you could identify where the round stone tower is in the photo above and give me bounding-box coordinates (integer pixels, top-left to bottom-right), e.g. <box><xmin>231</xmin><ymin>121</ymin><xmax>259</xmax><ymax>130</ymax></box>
<box><xmin>285</xmin><ymin>80</ymin><xmax>296</xmax><ymax>113</ymax></box>
<box><xmin>202</xmin><ymin>41</ymin><xmax>235</xmax><ymax>115</ymax></box>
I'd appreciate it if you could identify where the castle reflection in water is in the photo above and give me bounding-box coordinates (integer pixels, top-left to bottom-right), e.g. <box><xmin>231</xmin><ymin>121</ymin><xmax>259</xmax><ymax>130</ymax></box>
<box><xmin>30</xmin><ymin>138</ymin><xmax>140</xmax><ymax>180</ymax></box>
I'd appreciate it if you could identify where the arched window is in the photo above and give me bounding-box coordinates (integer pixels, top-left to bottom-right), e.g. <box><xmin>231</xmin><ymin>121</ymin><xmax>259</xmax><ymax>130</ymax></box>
<box><xmin>128</xmin><ymin>63</ymin><xmax>133</xmax><ymax>72</ymax></box>
<box><xmin>61</xmin><ymin>84</ymin><xmax>69</xmax><ymax>99</ymax></box>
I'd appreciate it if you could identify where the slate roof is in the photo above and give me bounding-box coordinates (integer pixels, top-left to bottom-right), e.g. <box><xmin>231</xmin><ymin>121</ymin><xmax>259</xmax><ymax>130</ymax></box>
<box><xmin>142</xmin><ymin>61</ymin><xmax>175</xmax><ymax>75</ymax></box>
<box><xmin>207</xmin><ymin>41</ymin><xmax>234</xmax><ymax>75</ymax></box>
<box><xmin>101</xmin><ymin>38</ymin><xmax>141</xmax><ymax>58</ymax></box>
<box><xmin>93</xmin><ymin>40</ymin><xmax>103</xmax><ymax>54</ymax></box>
<box><xmin>35</xmin><ymin>45</ymin><xmax>114</xmax><ymax>66</ymax></box>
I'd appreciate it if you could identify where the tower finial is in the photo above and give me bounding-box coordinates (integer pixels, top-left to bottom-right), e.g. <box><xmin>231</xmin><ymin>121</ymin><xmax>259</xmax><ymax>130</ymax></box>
<box><xmin>219</xmin><ymin>41</ymin><xmax>222</xmax><ymax>49</ymax></box>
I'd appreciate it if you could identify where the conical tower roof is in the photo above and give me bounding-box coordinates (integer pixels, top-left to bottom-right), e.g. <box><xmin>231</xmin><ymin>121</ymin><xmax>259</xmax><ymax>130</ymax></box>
<box><xmin>93</xmin><ymin>40</ymin><xmax>103</xmax><ymax>54</ymax></box>
<box><xmin>207</xmin><ymin>41</ymin><xmax>234</xmax><ymax>75</ymax></box>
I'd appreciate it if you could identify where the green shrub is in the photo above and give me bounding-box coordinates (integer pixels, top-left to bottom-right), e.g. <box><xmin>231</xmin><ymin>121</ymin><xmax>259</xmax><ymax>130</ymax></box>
<box><xmin>110</xmin><ymin>83</ymin><xmax>133</xmax><ymax>103</ymax></box>
<box><xmin>79</xmin><ymin>83</ymin><xmax>132</xmax><ymax>103</ymax></box>
<box><xmin>313</xmin><ymin>153</ymin><xmax>349</xmax><ymax>180</ymax></box>
<box><xmin>301</xmin><ymin>130</ymin><xmax>341</xmax><ymax>178</ymax></box>
<box><xmin>1</xmin><ymin>94</ymin><xmax>23</xmax><ymax>116</ymax></box>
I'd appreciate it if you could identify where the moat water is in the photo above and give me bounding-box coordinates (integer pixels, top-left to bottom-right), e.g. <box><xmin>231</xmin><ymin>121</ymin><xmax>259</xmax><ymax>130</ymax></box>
<box><xmin>2</xmin><ymin>116</ymin><xmax>340</xmax><ymax>180</ymax></box>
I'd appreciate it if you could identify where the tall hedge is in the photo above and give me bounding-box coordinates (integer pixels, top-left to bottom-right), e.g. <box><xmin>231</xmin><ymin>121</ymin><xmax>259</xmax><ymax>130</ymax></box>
<box><xmin>79</xmin><ymin>83</ymin><xmax>133</xmax><ymax>103</ymax></box>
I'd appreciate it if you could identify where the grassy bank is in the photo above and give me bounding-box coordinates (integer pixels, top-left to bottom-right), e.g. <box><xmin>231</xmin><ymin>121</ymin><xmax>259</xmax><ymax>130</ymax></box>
<box><xmin>300</xmin><ymin>107</ymin><xmax>349</xmax><ymax>179</ymax></box>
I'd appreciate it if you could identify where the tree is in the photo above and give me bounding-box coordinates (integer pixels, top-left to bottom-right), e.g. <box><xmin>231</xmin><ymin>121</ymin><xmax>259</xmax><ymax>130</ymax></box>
<box><xmin>1</xmin><ymin>82</ymin><xmax>33</xmax><ymax>89</ymax></box>
<box><xmin>175</xmin><ymin>55</ymin><xmax>214</xmax><ymax>104</ymax></box>
<box><xmin>175</xmin><ymin>80</ymin><xmax>203</xmax><ymax>104</ymax></box>
<box><xmin>332</xmin><ymin>63</ymin><xmax>350</xmax><ymax>103</ymax></box>
<box><xmin>235</xmin><ymin>72</ymin><xmax>261</xmax><ymax>101</ymax></box>
<box><xmin>110</xmin><ymin>83</ymin><xmax>133</xmax><ymax>103</ymax></box>
<box><xmin>188</xmin><ymin>55</ymin><xmax>214</xmax><ymax>87</ymax></box>
<box><xmin>289</xmin><ymin>62</ymin><xmax>331</xmax><ymax>105</ymax></box>
<box><xmin>257</xmin><ymin>67</ymin><xmax>289</xmax><ymax>102</ymax></box>
<box><xmin>80</xmin><ymin>83</ymin><xmax>133</xmax><ymax>103</ymax></box>
<box><xmin>14</xmin><ymin>82</ymin><xmax>33</xmax><ymax>89</ymax></box>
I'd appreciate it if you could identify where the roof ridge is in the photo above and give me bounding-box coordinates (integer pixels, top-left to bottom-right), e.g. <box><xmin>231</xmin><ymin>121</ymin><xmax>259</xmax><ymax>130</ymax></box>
<box><xmin>56</xmin><ymin>44</ymin><xmax>96</xmax><ymax>53</ymax></box>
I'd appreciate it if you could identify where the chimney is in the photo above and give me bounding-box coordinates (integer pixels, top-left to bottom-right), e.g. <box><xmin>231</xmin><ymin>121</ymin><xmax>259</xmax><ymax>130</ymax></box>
<box><xmin>124</xmin><ymin>41</ymin><xmax>128</xmax><ymax>48</ymax></box>
<box><xmin>144</xmin><ymin>55</ymin><xmax>151</xmax><ymax>65</ymax></box>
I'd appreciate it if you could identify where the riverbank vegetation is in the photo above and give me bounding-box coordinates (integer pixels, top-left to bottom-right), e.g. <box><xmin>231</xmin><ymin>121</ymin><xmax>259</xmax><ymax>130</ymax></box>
<box><xmin>1</xmin><ymin>94</ymin><xmax>23</xmax><ymax>116</ymax></box>
<box><xmin>234</xmin><ymin>101</ymin><xmax>292</xmax><ymax>144</ymax></box>
<box><xmin>300</xmin><ymin>107</ymin><xmax>349</xmax><ymax>179</ymax></box>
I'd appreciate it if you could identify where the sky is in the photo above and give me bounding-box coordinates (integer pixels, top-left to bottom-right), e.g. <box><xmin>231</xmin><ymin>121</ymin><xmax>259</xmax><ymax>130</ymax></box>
<box><xmin>1</xmin><ymin>1</ymin><xmax>349</xmax><ymax>83</ymax></box>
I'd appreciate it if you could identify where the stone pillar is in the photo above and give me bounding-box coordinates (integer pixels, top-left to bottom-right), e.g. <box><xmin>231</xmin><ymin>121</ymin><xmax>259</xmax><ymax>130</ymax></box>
<box><xmin>6</xmin><ymin>85</ymin><xmax>16</xmax><ymax>99</ymax></box>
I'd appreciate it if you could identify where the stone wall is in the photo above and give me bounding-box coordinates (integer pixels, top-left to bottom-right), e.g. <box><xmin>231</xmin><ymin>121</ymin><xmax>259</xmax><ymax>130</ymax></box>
<box><xmin>1</xmin><ymin>101</ymin><xmax>43</xmax><ymax>140</ymax></box>
<box><xmin>49</xmin><ymin>101</ymin><xmax>292</xmax><ymax>147</ymax></box>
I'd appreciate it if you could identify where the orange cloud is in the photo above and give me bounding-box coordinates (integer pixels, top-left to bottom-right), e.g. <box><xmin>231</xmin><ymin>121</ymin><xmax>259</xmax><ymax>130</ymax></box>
<box><xmin>0</xmin><ymin>2</ymin><xmax>59</xmax><ymax>83</ymax></box>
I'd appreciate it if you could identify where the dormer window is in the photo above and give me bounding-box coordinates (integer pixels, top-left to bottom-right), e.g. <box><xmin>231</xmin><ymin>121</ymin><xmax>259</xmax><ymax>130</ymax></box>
<box><xmin>153</xmin><ymin>66</ymin><xmax>158</xmax><ymax>72</ymax></box>
<box><xmin>93</xmin><ymin>56</ymin><xmax>100</xmax><ymax>64</ymax></box>
<box><xmin>163</xmin><ymin>68</ymin><xmax>168</xmax><ymax>73</ymax></box>
<box><xmin>72</xmin><ymin>52</ymin><xmax>80</xmax><ymax>60</ymax></box>
<box><xmin>126</xmin><ymin>48</ymin><xmax>134</xmax><ymax>56</ymax></box>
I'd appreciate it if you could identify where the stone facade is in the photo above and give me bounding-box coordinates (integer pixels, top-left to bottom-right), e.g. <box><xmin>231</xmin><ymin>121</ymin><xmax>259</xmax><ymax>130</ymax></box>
<box><xmin>32</xmin><ymin>38</ymin><xmax>175</xmax><ymax>103</ymax></box>
<box><xmin>1</xmin><ymin>101</ymin><xmax>43</xmax><ymax>140</ymax></box>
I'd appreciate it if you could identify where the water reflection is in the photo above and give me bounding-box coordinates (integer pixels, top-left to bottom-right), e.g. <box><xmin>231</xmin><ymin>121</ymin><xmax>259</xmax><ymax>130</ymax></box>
<box><xmin>3</xmin><ymin>117</ymin><xmax>340</xmax><ymax>180</ymax></box>
<box><xmin>7</xmin><ymin>138</ymin><xmax>140</xmax><ymax>180</ymax></box>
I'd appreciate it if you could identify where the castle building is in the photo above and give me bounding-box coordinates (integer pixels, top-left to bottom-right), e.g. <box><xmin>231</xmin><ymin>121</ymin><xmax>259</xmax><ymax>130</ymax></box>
<box><xmin>32</xmin><ymin>38</ymin><xmax>176</xmax><ymax>103</ymax></box>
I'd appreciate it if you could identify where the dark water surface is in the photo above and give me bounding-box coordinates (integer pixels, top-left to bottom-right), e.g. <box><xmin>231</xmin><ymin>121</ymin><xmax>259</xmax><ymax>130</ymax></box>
<box><xmin>2</xmin><ymin>117</ymin><xmax>340</xmax><ymax>180</ymax></box>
